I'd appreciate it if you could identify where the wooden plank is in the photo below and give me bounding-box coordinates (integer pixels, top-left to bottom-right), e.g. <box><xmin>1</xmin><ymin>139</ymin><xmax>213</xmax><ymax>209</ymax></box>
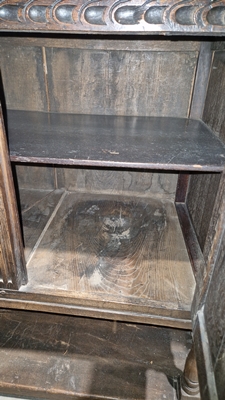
<box><xmin>14</xmin><ymin>164</ymin><xmax>55</xmax><ymax>190</ymax></box>
<box><xmin>0</xmin><ymin>0</ymin><xmax>225</xmax><ymax>34</ymax></box>
<box><xmin>0</xmin><ymin>36</ymin><xmax>201</xmax><ymax>52</ymax></box>
<box><xmin>176</xmin><ymin>41</ymin><xmax>213</xmax><ymax>209</ymax></box>
<box><xmin>0</xmin><ymin>106</ymin><xmax>26</xmax><ymax>289</ymax></box>
<box><xmin>175</xmin><ymin>174</ymin><xmax>189</xmax><ymax>203</ymax></box>
<box><xmin>0</xmin><ymin>44</ymin><xmax>47</xmax><ymax>112</ymax></box>
<box><xmin>176</xmin><ymin>203</ymin><xmax>205</xmax><ymax>283</ymax></box>
<box><xmin>203</xmin><ymin>208</ymin><xmax>225</xmax><ymax>400</ymax></box>
<box><xmin>56</xmin><ymin>168</ymin><xmax>177</xmax><ymax>199</ymax></box>
<box><xmin>8</xmin><ymin>111</ymin><xmax>225</xmax><ymax>172</ymax></box>
<box><xmin>0</xmin><ymin>309</ymin><xmax>192</xmax><ymax>399</ymax></box>
<box><xmin>0</xmin><ymin>189</ymin><xmax>194</xmax><ymax>328</ymax></box>
<box><xmin>193</xmin><ymin>309</ymin><xmax>218</xmax><ymax>400</ymax></box>
<box><xmin>9</xmin><ymin>190</ymin><xmax>194</xmax><ymax>327</ymax></box>
<box><xmin>203</xmin><ymin>51</ymin><xmax>225</xmax><ymax>144</ymax></box>
<box><xmin>46</xmin><ymin>48</ymin><xmax>197</xmax><ymax>117</ymax></box>
<box><xmin>189</xmin><ymin>42</ymin><xmax>213</xmax><ymax>120</ymax></box>
<box><xmin>0</xmin><ymin>291</ymin><xmax>192</xmax><ymax>329</ymax></box>
<box><xmin>19</xmin><ymin>189</ymin><xmax>64</xmax><ymax>260</ymax></box>
<box><xmin>186</xmin><ymin>173</ymin><xmax>221</xmax><ymax>252</ymax></box>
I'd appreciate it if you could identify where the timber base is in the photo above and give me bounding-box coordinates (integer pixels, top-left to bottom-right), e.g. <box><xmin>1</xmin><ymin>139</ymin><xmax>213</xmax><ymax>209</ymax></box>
<box><xmin>0</xmin><ymin>309</ymin><xmax>192</xmax><ymax>400</ymax></box>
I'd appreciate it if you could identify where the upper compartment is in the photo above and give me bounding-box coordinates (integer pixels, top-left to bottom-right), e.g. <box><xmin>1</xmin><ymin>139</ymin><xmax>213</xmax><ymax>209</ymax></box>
<box><xmin>0</xmin><ymin>0</ymin><xmax>225</xmax><ymax>35</ymax></box>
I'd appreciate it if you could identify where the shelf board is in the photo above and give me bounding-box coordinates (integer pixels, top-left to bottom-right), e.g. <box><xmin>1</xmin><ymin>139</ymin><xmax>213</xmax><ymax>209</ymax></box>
<box><xmin>7</xmin><ymin>110</ymin><xmax>225</xmax><ymax>172</ymax></box>
<box><xmin>0</xmin><ymin>309</ymin><xmax>190</xmax><ymax>400</ymax></box>
<box><xmin>0</xmin><ymin>189</ymin><xmax>196</xmax><ymax>328</ymax></box>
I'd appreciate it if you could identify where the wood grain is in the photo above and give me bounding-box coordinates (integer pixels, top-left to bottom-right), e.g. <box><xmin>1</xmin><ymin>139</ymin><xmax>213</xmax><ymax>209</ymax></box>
<box><xmin>19</xmin><ymin>189</ymin><xmax>64</xmax><ymax>260</ymax></box>
<box><xmin>57</xmin><ymin>168</ymin><xmax>177</xmax><ymax>199</ymax></box>
<box><xmin>0</xmin><ymin>44</ymin><xmax>47</xmax><ymax>112</ymax></box>
<box><xmin>0</xmin><ymin>106</ymin><xmax>26</xmax><ymax>289</ymax></box>
<box><xmin>0</xmin><ymin>309</ymin><xmax>192</xmax><ymax>399</ymax></box>
<box><xmin>187</xmin><ymin>173</ymin><xmax>221</xmax><ymax>252</ymax></box>
<box><xmin>7</xmin><ymin>111</ymin><xmax>225</xmax><ymax>172</ymax></box>
<box><xmin>193</xmin><ymin>309</ymin><xmax>218</xmax><ymax>400</ymax></box>
<box><xmin>0</xmin><ymin>38</ymin><xmax>197</xmax><ymax>194</ymax></box>
<box><xmin>0</xmin><ymin>36</ymin><xmax>201</xmax><ymax>52</ymax></box>
<box><xmin>203</xmin><ymin>51</ymin><xmax>225</xmax><ymax>144</ymax></box>
<box><xmin>21</xmin><ymin>191</ymin><xmax>195</xmax><ymax>319</ymax></box>
<box><xmin>14</xmin><ymin>164</ymin><xmax>55</xmax><ymax>190</ymax></box>
<box><xmin>204</xmin><ymin>216</ymin><xmax>225</xmax><ymax>400</ymax></box>
<box><xmin>189</xmin><ymin>42</ymin><xmax>213</xmax><ymax>121</ymax></box>
<box><xmin>46</xmin><ymin>47</ymin><xmax>197</xmax><ymax>117</ymax></box>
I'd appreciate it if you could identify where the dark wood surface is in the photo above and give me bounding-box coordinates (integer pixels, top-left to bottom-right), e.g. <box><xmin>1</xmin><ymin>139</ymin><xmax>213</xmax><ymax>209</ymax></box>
<box><xmin>204</xmin><ymin>213</ymin><xmax>225</xmax><ymax>400</ymax></box>
<box><xmin>0</xmin><ymin>38</ymin><xmax>198</xmax><ymax>118</ymax></box>
<box><xmin>189</xmin><ymin>42</ymin><xmax>213</xmax><ymax>121</ymax></box>
<box><xmin>187</xmin><ymin>173</ymin><xmax>221</xmax><ymax>253</ymax></box>
<box><xmin>7</xmin><ymin>110</ymin><xmax>225</xmax><ymax>171</ymax></box>
<box><xmin>190</xmin><ymin>46</ymin><xmax>225</xmax><ymax>400</ymax></box>
<box><xmin>0</xmin><ymin>189</ymin><xmax>195</xmax><ymax>329</ymax></box>
<box><xmin>193</xmin><ymin>309</ymin><xmax>218</xmax><ymax>400</ymax></box>
<box><xmin>0</xmin><ymin>36</ymin><xmax>198</xmax><ymax>195</ymax></box>
<box><xmin>0</xmin><ymin>309</ymin><xmax>192</xmax><ymax>399</ymax></box>
<box><xmin>203</xmin><ymin>51</ymin><xmax>225</xmax><ymax>144</ymax></box>
<box><xmin>0</xmin><ymin>106</ymin><xmax>27</xmax><ymax>289</ymax></box>
<box><xmin>0</xmin><ymin>0</ymin><xmax>225</xmax><ymax>34</ymax></box>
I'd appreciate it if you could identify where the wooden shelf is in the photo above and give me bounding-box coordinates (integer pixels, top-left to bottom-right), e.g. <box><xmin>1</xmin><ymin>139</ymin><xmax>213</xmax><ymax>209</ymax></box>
<box><xmin>0</xmin><ymin>309</ymin><xmax>191</xmax><ymax>400</ymax></box>
<box><xmin>7</xmin><ymin>110</ymin><xmax>225</xmax><ymax>172</ymax></box>
<box><xmin>0</xmin><ymin>188</ymin><xmax>196</xmax><ymax>329</ymax></box>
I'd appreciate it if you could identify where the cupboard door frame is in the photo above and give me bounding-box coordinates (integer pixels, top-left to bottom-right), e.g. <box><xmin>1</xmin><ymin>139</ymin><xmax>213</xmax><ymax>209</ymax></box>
<box><xmin>0</xmin><ymin>105</ymin><xmax>27</xmax><ymax>289</ymax></box>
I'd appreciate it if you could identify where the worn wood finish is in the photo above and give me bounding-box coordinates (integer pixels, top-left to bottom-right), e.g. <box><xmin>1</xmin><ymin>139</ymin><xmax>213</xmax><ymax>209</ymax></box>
<box><xmin>0</xmin><ymin>38</ymin><xmax>197</xmax><ymax>118</ymax></box>
<box><xmin>0</xmin><ymin>191</ymin><xmax>194</xmax><ymax>329</ymax></box>
<box><xmin>57</xmin><ymin>168</ymin><xmax>177</xmax><ymax>199</ymax></box>
<box><xmin>203</xmin><ymin>203</ymin><xmax>225</xmax><ymax>400</ymax></box>
<box><xmin>0</xmin><ymin>290</ymin><xmax>192</xmax><ymax>329</ymax></box>
<box><xmin>187</xmin><ymin>173</ymin><xmax>221</xmax><ymax>253</ymax></box>
<box><xmin>182</xmin><ymin>345</ymin><xmax>199</xmax><ymax>396</ymax></box>
<box><xmin>186</xmin><ymin>49</ymin><xmax>225</xmax><ymax>322</ymax></box>
<box><xmin>203</xmin><ymin>51</ymin><xmax>225</xmax><ymax>144</ymax></box>
<box><xmin>193</xmin><ymin>309</ymin><xmax>218</xmax><ymax>400</ymax></box>
<box><xmin>8</xmin><ymin>111</ymin><xmax>225</xmax><ymax>171</ymax></box>
<box><xmin>45</xmin><ymin>47</ymin><xmax>197</xmax><ymax>117</ymax></box>
<box><xmin>190</xmin><ymin>176</ymin><xmax>225</xmax><ymax>322</ymax></box>
<box><xmin>14</xmin><ymin>164</ymin><xmax>56</xmax><ymax>190</ymax></box>
<box><xmin>189</xmin><ymin>42</ymin><xmax>213</xmax><ymax>121</ymax></box>
<box><xmin>0</xmin><ymin>0</ymin><xmax>225</xmax><ymax>34</ymax></box>
<box><xmin>0</xmin><ymin>44</ymin><xmax>47</xmax><ymax>112</ymax></box>
<box><xmin>175</xmin><ymin>174</ymin><xmax>190</xmax><ymax>203</ymax></box>
<box><xmin>19</xmin><ymin>189</ymin><xmax>64</xmax><ymax>260</ymax></box>
<box><xmin>189</xmin><ymin>46</ymin><xmax>225</xmax><ymax>400</ymax></box>
<box><xmin>0</xmin><ymin>38</ymin><xmax>197</xmax><ymax>193</ymax></box>
<box><xmin>0</xmin><ymin>36</ymin><xmax>201</xmax><ymax>52</ymax></box>
<box><xmin>188</xmin><ymin>51</ymin><xmax>225</xmax><ymax>314</ymax></box>
<box><xmin>176</xmin><ymin>203</ymin><xmax>206</xmax><ymax>284</ymax></box>
<box><xmin>0</xmin><ymin>309</ymin><xmax>192</xmax><ymax>399</ymax></box>
<box><xmin>0</xmin><ymin>106</ymin><xmax>27</xmax><ymax>289</ymax></box>
<box><xmin>0</xmin><ymin>190</ymin><xmax>193</xmax><ymax>328</ymax></box>
<box><xmin>175</xmin><ymin>41</ymin><xmax>213</xmax><ymax>210</ymax></box>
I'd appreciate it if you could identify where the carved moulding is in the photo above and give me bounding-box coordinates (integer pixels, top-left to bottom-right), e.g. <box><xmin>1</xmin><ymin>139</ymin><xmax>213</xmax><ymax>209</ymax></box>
<box><xmin>0</xmin><ymin>0</ymin><xmax>225</xmax><ymax>34</ymax></box>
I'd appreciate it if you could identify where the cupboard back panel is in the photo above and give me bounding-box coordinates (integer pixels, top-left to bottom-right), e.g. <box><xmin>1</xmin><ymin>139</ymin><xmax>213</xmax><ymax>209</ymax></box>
<box><xmin>0</xmin><ymin>37</ymin><xmax>199</xmax><ymax>195</ymax></box>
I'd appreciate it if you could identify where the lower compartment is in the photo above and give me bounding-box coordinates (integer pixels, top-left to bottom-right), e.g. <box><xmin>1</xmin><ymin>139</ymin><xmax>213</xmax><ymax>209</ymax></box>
<box><xmin>1</xmin><ymin>188</ymin><xmax>195</xmax><ymax>328</ymax></box>
<box><xmin>0</xmin><ymin>309</ymin><xmax>192</xmax><ymax>400</ymax></box>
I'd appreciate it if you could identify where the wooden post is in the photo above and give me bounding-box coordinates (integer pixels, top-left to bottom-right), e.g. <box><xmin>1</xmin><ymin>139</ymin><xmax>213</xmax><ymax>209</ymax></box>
<box><xmin>0</xmin><ymin>104</ymin><xmax>27</xmax><ymax>289</ymax></box>
<box><xmin>182</xmin><ymin>345</ymin><xmax>199</xmax><ymax>396</ymax></box>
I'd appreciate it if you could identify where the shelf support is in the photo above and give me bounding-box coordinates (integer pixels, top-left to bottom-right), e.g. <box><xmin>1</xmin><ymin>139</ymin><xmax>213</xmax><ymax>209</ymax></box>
<box><xmin>181</xmin><ymin>345</ymin><xmax>199</xmax><ymax>397</ymax></box>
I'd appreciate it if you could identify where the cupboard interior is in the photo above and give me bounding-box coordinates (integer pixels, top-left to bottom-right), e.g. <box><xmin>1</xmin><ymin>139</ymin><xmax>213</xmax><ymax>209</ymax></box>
<box><xmin>0</xmin><ymin>35</ymin><xmax>225</xmax><ymax>330</ymax></box>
